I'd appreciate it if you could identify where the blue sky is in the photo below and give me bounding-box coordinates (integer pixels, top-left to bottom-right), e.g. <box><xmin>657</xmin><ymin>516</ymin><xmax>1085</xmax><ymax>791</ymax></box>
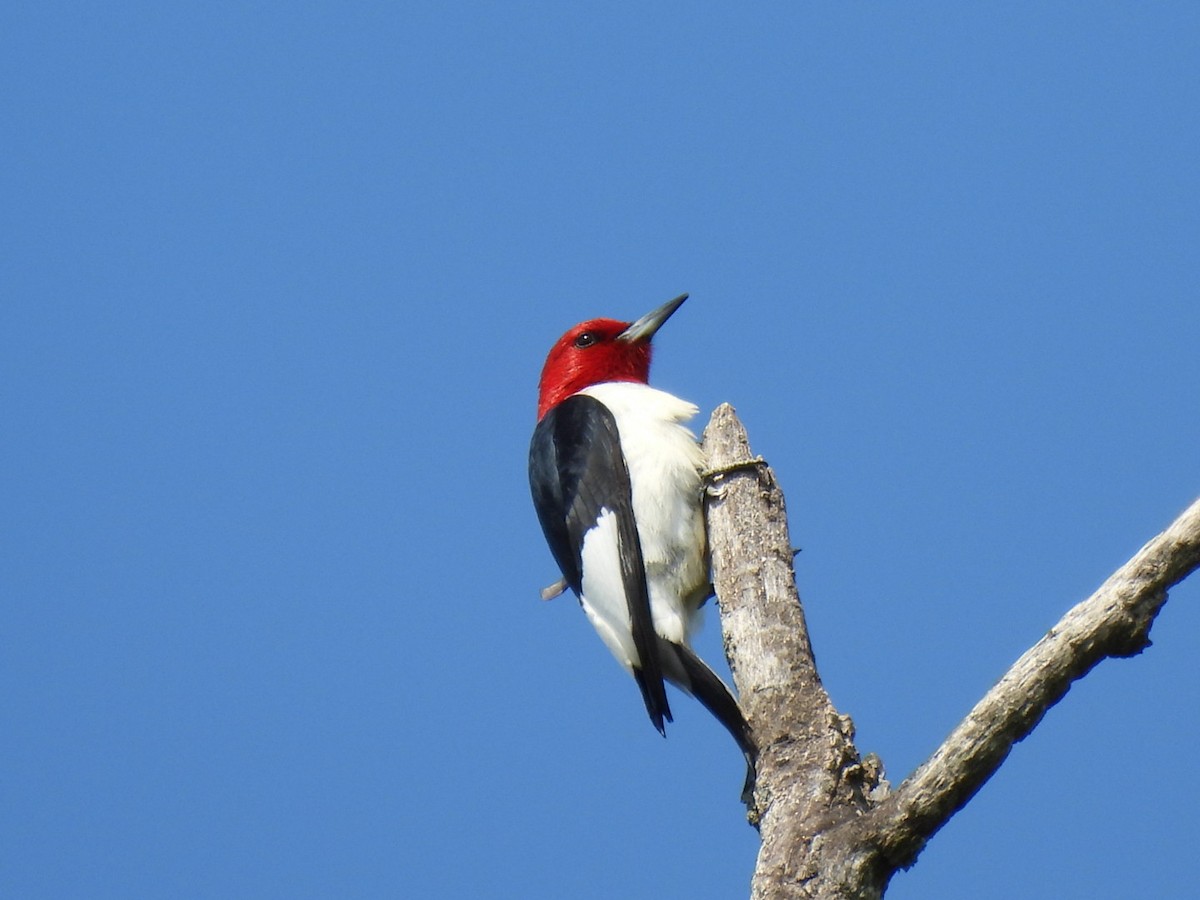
<box><xmin>4</xmin><ymin>4</ymin><xmax>1198</xmax><ymax>898</ymax></box>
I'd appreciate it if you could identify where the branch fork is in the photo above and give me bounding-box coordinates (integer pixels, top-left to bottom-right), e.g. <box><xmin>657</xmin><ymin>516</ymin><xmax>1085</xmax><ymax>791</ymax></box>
<box><xmin>701</xmin><ymin>402</ymin><xmax>1200</xmax><ymax>899</ymax></box>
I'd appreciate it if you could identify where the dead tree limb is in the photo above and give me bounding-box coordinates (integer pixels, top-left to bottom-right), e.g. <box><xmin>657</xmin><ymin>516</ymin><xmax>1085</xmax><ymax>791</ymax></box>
<box><xmin>701</xmin><ymin>403</ymin><xmax>1200</xmax><ymax>900</ymax></box>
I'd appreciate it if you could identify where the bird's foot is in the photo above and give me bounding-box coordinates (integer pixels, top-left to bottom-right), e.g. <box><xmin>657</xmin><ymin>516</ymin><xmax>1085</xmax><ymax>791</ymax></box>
<box><xmin>539</xmin><ymin>578</ymin><xmax>568</xmax><ymax>601</ymax></box>
<box><xmin>701</xmin><ymin>456</ymin><xmax>767</xmax><ymax>482</ymax></box>
<box><xmin>702</xmin><ymin>457</ymin><xmax>768</xmax><ymax>498</ymax></box>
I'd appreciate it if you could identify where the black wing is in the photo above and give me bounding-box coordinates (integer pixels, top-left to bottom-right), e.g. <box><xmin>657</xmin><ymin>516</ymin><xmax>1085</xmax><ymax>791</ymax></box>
<box><xmin>528</xmin><ymin>394</ymin><xmax>672</xmax><ymax>734</ymax></box>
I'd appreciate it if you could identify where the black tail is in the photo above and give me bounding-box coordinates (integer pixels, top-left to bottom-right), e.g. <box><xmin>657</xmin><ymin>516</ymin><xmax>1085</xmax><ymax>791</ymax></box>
<box><xmin>632</xmin><ymin>667</ymin><xmax>673</xmax><ymax>735</ymax></box>
<box><xmin>659</xmin><ymin>639</ymin><xmax>758</xmax><ymax>806</ymax></box>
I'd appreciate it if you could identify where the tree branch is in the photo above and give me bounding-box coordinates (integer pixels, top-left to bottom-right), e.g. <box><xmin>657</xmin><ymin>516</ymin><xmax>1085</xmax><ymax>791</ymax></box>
<box><xmin>702</xmin><ymin>405</ymin><xmax>884</xmax><ymax>898</ymax></box>
<box><xmin>864</xmin><ymin>493</ymin><xmax>1200</xmax><ymax>869</ymax></box>
<box><xmin>701</xmin><ymin>403</ymin><xmax>1200</xmax><ymax>899</ymax></box>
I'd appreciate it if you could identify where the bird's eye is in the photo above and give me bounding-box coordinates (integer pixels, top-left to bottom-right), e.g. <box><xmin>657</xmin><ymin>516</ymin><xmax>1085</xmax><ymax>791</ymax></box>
<box><xmin>574</xmin><ymin>332</ymin><xmax>598</xmax><ymax>349</ymax></box>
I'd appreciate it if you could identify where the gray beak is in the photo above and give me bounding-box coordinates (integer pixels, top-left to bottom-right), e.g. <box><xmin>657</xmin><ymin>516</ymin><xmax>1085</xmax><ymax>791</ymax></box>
<box><xmin>617</xmin><ymin>293</ymin><xmax>688</xmax><ymax>343</ymax></box>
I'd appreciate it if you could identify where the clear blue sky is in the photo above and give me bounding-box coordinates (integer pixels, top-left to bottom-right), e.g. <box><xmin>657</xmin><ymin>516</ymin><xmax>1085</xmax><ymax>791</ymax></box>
<box><xmin>4</xmin><ymin>4</ymin><xmax>1197</xmax><ymax>898</ymax></box>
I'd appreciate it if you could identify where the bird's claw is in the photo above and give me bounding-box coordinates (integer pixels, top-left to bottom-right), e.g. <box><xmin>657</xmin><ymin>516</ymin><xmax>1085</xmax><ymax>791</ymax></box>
<box><xmin>540</xmin><ymin>578</ymin><xmax>568</xmax><ymax>601</ymax></box>
<box><xmin>701</xmin><ymin>457</ymin><xmax>768</xmax><ymax>495</ymax></box>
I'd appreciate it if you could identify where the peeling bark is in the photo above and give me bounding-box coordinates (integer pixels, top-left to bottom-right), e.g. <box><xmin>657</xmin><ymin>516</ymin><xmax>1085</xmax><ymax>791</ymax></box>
<box><xmin>701</xmin><ymin>403</ymin><xmax>1200</xmax><ymax>899</ymax></box>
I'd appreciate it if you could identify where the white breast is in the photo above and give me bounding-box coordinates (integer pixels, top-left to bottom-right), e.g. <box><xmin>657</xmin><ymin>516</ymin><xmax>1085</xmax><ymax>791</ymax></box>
<box><xmin>580</xmin><ymin>382</ymin><xmax>708</xmax><ymax>647</ymax></box>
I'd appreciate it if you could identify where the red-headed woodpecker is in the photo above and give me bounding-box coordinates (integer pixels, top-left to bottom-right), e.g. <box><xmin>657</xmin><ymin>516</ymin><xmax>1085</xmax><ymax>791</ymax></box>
<box><xmin>528</xmin><ymin>293</ymin><xmax>756</xmax><ymax>803</ymax></box>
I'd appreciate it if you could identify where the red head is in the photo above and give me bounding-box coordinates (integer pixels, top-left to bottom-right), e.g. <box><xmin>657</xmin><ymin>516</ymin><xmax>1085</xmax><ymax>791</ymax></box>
<box><xmin>536</xmin><ymin>294</ymin><xmax>687</xmax><ymax>420</ymax></box>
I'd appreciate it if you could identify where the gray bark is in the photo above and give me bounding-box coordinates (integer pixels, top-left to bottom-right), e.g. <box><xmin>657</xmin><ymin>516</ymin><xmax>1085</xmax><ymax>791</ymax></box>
<box><xmin>700</xmin><ymin>403</ymin><xmax>1200</xmax><ymax>900</ymax></box>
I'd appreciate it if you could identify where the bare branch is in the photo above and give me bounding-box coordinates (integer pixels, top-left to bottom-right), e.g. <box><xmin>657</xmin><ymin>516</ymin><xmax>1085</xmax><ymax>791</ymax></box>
<box><xmin>865</xmin><ymin>495</ymin><xmax>1200</xmax><ymax>869</ymax></box>
<box><xmin>702</xmin><ymin>403</ymin><xmax>1200</xmax><ymax>899</ymax></box>
<box><xmin>702</xmin><ymin>404</ymin><xmax>883</xmax><ymax>898</ymax></box>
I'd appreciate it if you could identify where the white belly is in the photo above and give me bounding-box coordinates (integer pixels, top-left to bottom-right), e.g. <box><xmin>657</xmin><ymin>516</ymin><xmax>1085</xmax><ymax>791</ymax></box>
<box><xmin>579</xmin><ymin>382</ymin><xmax>708</xmax><ymax>650</ymax></box>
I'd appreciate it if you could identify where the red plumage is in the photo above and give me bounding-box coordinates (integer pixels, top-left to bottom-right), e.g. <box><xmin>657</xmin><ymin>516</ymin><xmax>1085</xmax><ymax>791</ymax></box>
<box><xmin>535</xmin><ymin>318</ymin><xmax>654</xmax><ymax>420</ymax></box>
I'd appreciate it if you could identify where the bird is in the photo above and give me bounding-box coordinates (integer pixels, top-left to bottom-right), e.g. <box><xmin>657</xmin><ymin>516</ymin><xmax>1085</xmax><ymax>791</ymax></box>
<box><xmin>527</xmin><ymin>293</ymin><xmax>756</xmax><ymax>803</ymax></box>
